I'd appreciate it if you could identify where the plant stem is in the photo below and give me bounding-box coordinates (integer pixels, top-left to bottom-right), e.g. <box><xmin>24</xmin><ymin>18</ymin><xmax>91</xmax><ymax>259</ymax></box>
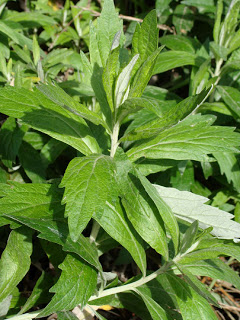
<box><xmin>90</xmin><ymin>220</ymin><xmax>101</xmax><ymax>243</ymax></box>
<box><xmin>110</xmin><ymin>121</ymin><xmax>120</xmax><ymax>158</ymax></box>
<box><xmin>89</xmin><ymin>261</ymin><xmax>173</xmax><ymax>301</ymax></box>
<box><xmin>209</xmin><ymin>58</ymin><xmax>224</xmax><ymax>103</ymax></box>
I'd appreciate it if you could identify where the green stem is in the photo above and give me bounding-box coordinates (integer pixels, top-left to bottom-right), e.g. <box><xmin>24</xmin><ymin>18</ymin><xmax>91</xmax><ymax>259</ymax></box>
<box><xmin>89</xmin><ymin>220</ymin><xmax>101</xmax><ymax>243</ymax></box>
<box><xmin>89</xmin><ymin>261</ymin><xmax>173</xmax><ymax>301</ymax></box>
<box><xmin>209</xmin><ymin>58</ymin><xmax>224</xmax><ymax>103</ymax></box>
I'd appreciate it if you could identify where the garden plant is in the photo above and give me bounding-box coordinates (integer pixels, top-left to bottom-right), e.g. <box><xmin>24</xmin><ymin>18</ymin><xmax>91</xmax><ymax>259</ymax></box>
<box><xmin>0</xmin><ymin>0</ymin><xmax>240</xmax><ymax>319</ymax></box>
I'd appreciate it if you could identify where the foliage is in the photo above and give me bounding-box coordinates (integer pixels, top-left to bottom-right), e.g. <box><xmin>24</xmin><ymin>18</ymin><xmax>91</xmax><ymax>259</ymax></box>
<box><xmin>0</xmin><ymin>0</ymin><xmax>240</xmax><ymax>319</ymax></box>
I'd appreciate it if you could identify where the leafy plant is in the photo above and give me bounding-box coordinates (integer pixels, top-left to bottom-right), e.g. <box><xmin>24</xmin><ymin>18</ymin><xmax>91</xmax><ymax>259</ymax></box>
<box><xmin>0</xmin><ymin>0</ymin><xmax>240</xmax><ymax>319</ymax></box>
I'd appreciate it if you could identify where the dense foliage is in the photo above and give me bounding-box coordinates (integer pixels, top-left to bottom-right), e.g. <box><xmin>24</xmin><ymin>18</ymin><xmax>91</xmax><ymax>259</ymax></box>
<box><xmin>0</xmin><ymin>0</ymin><xmax>240</xmax><ymax>319</ymax></box>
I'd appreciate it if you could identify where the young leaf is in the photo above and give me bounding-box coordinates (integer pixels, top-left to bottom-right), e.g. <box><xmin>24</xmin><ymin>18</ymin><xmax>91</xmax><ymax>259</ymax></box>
<box><xmin>127</xmin><ymin>114</ymin><xmax>240</xmax><ymax>162</ymax></box>
<box><xmin>0</xmin><ymin>227</ymin><xmax>33</xmax><ymax>303</ymax></box>
<box><xmin>114</xmin><ymin>149</ymin><xmax>169</xmax><ymax>259</ymax></box>
<box><xmin>129</xmin><ymin>47</ymin><xmax>163</xmax><ymax>98</ymax></box>
<box><xmin>213</xmin><ymin>0</ymin><xmax>223</xmax><ymax>43</ymax></box>
<box><xmin>93</xmin><ymin>199</ymin><xmax>147</xmax><ymax>275</ymax></box>
<box><xmin>89</xmin><ymin>0</ymin><xmax>123</xmax><ymax>67</ymax></box>
<box><xmin>115</xmin><ymin>54</ymin><xmax>139</xmax><ymax>108</ymax></box>
<box><xmin>102</xmin><ymin>46</ymin><xmax>120</xmax><ymax>111</ymax></box>
<box><xmin>131</xmin><ymin>10</ymin><xmax>158</xmax><ymax>73</ymax></box>
<box><xmin>180</xmin><ymin>221</ymin><xmax>199</xmax><ymax>255</ymax></box>
<box><xmin>60</xmin><ymin>154</ymin><xmax>117</xmax><ymax>242</ymax></box>
<box><xmin>38</xmin><ymin>253</ymin><xmax>97</xmax><ymax>317</ymax></box>
<box><xmin>154</xmin><ymin>185</ymin><xmax>240</xmax><ymax>241</ymax></box>
<box><xmin>0</xmin><ymin>87</ymin><xmax>100</xmax><ymax>155</ymax></box>
<box><xmin>134</xmin><ymin>288</ymin><xmax>168</xmax><ymax>320</ymax></box>
<box><xmin>32</xmin><ymin>35</ymin><xmax>40</xmax><ymax>66</ymax></box>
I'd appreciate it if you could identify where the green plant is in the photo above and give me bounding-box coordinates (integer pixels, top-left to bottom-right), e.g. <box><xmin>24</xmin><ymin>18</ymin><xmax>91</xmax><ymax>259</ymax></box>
<box><xmin>0</xmin><ymin>1</ymin><xmax>240</xmax><ymax>319</ymax></box>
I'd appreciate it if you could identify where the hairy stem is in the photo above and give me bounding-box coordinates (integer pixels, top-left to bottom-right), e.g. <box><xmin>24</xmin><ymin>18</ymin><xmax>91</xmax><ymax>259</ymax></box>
<box><xmin>89</xmin><ymin>220</ymin><xmax>101</xmax><ymax>243</ymax></box>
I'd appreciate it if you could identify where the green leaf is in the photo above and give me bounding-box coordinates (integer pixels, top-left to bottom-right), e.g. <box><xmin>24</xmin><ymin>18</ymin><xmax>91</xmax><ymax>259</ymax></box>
<box><xmin>0</xmin><ymin>227</ymin><xmax>33</xmax><ymax>303</ymax></box>
<box><xmin>129</xmin><ymin>47</ymin><xmax>163</xmax><ymax>98</ymax></box>
<box><xmin>0</xmin><ymin>117</ymin><xmax>25</xmax><ymax>168</ymax></box>
<box><xmin>0</xmin><ymin>182</ymin><xmax>64</xmax><ymax>228</ymax></box>
<box><xmin>153</xmin><ymin>51</ymin><xmax>202</xmax><ymax>75</ymax></box>
<box><xmin>180</xmin><ymin>221</ymin><xmax>199</xmax><ymax>254</ymax></box>
<box><xmin>172</xmin><ymin>5</ymin><xmax>194</xmax><ymax>34</ymax></box>
<box><xmin>217</xmin><ymin>85</ymin><xmax>240</xmax><ymax>118</ymax></box>
<box><xmin>37</xmin><ymin>83</ymin><xmax>106</xmax><ymax>129</ymax></box>
<box><xmin>0</xmin><ymin>87</ymin><xmax>100</xmax><ymax>155</ymax></box>
<box><xmin>93</xmin><ymin>199</ymin><xmax>147</xmax><ymax>275</ymax></box>
<box><xmin>114</xmin><ymin>149</ymin><xmax>168</xmax><ymax>259</ymax></box>
<box><xmin>136</xmin><ymin>172</ymin><xmax>179</xmax><ymax>255</ymax></box>
<box><xmin>160</xmin><ymin>35</ymin><xmax>198</xmax><ymax>53</ymax></box>
<box><xmin>177</xmin><ymin>258</ymin><xmax>240</xmax><ymax>290</ymax></box>
<box><xmin>89</xmin><ymin>0</ymin><xmax>123</xmax><ymax>67</ymax></box>
<box><xmin>40</xmin><ymin>138</ymin><xmax>67</xmax><ymax>169</ymax></box>
<box><xmin>123</xmin><ymin>90</ymin><xmax>210</xmax><ymax>140</ymax></box>
<box><xmin>154</xmin><ymin>185</ymin><xmax>240</xmax><ymax>241</ymax></box>
<box><xmin>38</xmin><ymin>253</ymin><xmax>97</xmax><ymax>317</ymax></box>
<box><xmin>213</xmin><ymin>152</ymin><xmax>240</xmax><ymax>192</ymax></box>
<box><xmin>134</xmin><ymin>288</ymin><xmax>168</xmax><ymax>320</ymax></box>
<box><xmin>61</xmin><ymin>154</ymin><xmax>117</xmax><ymax>242</ymax></box>
<box><xmin>132</xmin><ymin>10</ymin><xmax>158</xmax><ymax>73</ymax></box>
<box><xmin>166</xmin><ymin>273</ymin><xmax>218</xmax><ymax>320</ymax></box>
<box><xmin>19</xmin><ymin>141</ymin><xmax>46</xmax><ymax>183</ymax></box>
<box><xmin>19</xmin><ymin>272</ymin><xmax>54</xmax><ymax>314</ymax></box>
<box><xmin>127</xmin><ymin>114</ymin><xmax>240</xmax><ymax>162</ymax></box>
<box><xmin>213</xmin><ymin>0</ymin><xmax>223</xmax><ymax>43</ymax></box>
<box><xmin>174</xmin><ymin>263</ymin><xmax>219</xmax><ymax>306</ymax></box>
<box><xmin>115</xmin><ymin>54</ymin><xmax>139</xmax><ymax>108</ymax></box>
<box><xmin>210</xmin><ymin>42</ymin><xmax>228</xmax><ymax>60</ymax></box>
<box><xmin>4</xmin><ymin>215</ymin><xmax>102</xmax><ymax>271</ymax></box>
<box><xmin>102</xmin><ymin>46</ymin><xmax>120</xmax><ymax>111</ymax></box>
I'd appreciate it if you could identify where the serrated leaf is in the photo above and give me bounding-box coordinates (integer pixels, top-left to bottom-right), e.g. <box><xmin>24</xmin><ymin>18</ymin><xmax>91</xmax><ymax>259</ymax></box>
<box><xmin>0</xmin><ymin>183</ymin><xmax>64</xmax><ymax>228</ymax></box>
<box><xmin>136</xmin><ymin>171</ymin><xmax>179</xmax><ymax>255</ymax></box>
<box><xmin>37</xmin><ymin>83</ymin><xmax>107</xmax><ymax>129</ymax></box>
<box><xmin>114</xmin><ymin>149</ymin><xmax>168</xmax><ymax>259</ymax></box>
<box><xmin>134</xmin><ymin>288</ymin><xmax>168</xmax><ymax>320</ymax></box>
<box><xmin>4</xmin><ymin>215</ymin><xmax>102</xmax><ymax>271</ymax></box>
<box><xmin>61</xmin><ymin>154</ymin><xmax>117</xmax><ymax>242</ymax></box>
<box><xmin>0</xmin><ymin>227</ymin><xmax>33</xmax><ymax>303</ymax></box>
<box><xmin>154</xmin><ymin>185</ymin><xmax>240</xmax><ymax>241</ymax></box>
<box><xmin>0</xmin><ymin>87</ymin><xmax>100</xmax><ymax>155</ymax></box>
<box><xmin>166</xmin><ymin>273</ymin><xmax>218</xmax><ymax>320</ymax></box>
<box><xmin>217</xmin><ymin>85</ymin><xmax>240</xmax><ymax>118</ymax></box>
<box><xmin>132</xmin><ymin>10</ymin><xmax>158</xmax><ymax>73</ymax></box>
<box><xmin>213</xmin><ymin>152</ymin><xmax>240</xmax><ymax>192</ymax></box>
<box><xmin>38</xmin><ymin>253</ymin><xmax>97</xmax><ymax>317</ymax></box>
<box><xmin>93</xmin><ymin>199</ymin><xmax>146</xmax><ymax>275</ymax></box>
<box><xmin>89</xmin><ymin>0</ymin><xmax>123</xmax><ymax>67</ymax></box>
<box><xmin>127</xmin><ymin>114</ymin><xmax>240</xmax><ymax>162</ymax></box>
